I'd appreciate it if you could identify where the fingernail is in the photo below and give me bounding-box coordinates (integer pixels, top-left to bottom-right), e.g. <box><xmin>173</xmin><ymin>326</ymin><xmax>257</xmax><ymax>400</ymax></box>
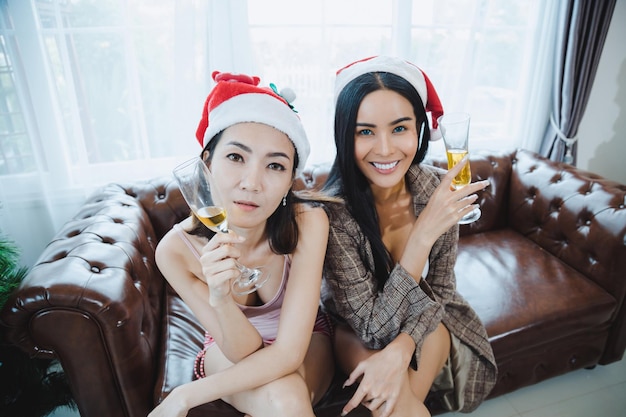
<box><xmin>341</xmin><ymin>412</ymin><xmax>347</xmax><ymax>417</ymax></box>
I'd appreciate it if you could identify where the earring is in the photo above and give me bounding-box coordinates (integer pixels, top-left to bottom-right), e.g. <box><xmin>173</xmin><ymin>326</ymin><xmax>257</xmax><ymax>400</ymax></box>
<box><xmin>282</xmin><ymin>195</ymin><xmax>287</xmax><ymax>207</ymax></box>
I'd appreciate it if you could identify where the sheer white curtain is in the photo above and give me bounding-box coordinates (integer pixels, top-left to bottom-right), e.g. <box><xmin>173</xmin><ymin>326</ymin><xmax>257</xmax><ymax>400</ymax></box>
<box><xmin>0</xmin><ymin>0</ymin><xmax>556</xmax><ymax>267</ymax></box>
<box><xmin>0</xmin><ymin>0</ymin><xmax>251</xmax><ymax>265</ymax></box>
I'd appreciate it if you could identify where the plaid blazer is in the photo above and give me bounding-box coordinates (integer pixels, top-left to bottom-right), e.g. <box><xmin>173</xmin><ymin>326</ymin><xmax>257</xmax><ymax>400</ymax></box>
<box><xmin>321</xmin><ymin>163</ymin><xmax>497</xmax><ymax>412</ymax></box>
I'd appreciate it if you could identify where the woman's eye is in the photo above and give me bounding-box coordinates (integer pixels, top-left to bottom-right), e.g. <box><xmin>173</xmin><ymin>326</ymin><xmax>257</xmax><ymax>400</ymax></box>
<box><xmin>393</xmin><ymin>125</ymin><xmax>406</xmax><ymax>133</ymax></box>
<box><xmin>357</xmin><ymin>128</ymin><xmax>373</xmax><ymax>136</ymax></box>
<box><xmin>268</xmin><ymin>162</ymin><xmax>286</xmax><ymax>171</ymax></box>
<box><xmin>227</xmin><ymin>153</ymin><xmax>243</xmax><ymax>162</ymax></box>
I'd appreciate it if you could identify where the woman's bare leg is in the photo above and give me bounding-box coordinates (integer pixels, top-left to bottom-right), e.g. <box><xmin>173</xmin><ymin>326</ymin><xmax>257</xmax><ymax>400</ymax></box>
<box><xmin>203</xmin><ymin>333</ymin><xmax>333</xmax><ymax>416</ymax></box>
<box><xmin>333</xmin><ymin>323</ymin><xmax>373</xmax><ymax>375</ymax></box>
<box><xmin>300</xmin><ymin>333</ymin><xmax>335</xmax><ymax>405</ymax></box>
<box><xmin>334</xmin><ymin>324</ymin><xmax>449</xmax><ymax>417</ymax></box>
<box><xmin>408</xmin><ymin>323</ymin><xmax>451</xmax><ymax>401</ymax></box>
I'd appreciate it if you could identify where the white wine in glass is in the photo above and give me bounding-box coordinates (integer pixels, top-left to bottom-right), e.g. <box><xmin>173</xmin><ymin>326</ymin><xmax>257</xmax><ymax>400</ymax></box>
<box><xmin>173</xmin><ymin>157</ymin><xmax>269</xmax><ymax>295</ymax></box>
<box><xmin>196</xmin><ymin>206</ymin><xmax>228</xmax><ymax>233</ymax></box>
<box><xmin>446</xmin><ymin>149</ymin><xmax>471</xmax><ymax>189</ymax></box>
<box><xmin>438</xmin><ymin>112</ymin><xmax>481</xmax><ymax>224</ymax></box>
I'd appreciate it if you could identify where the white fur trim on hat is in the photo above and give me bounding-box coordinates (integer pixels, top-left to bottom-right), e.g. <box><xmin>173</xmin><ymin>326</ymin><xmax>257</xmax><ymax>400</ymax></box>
<box><xmin>196</xmin><ymin>72</ymin><xmax>311</xmax><ymax>174</ymax></box>
<box><xmin>203</xmin><ymin>93</ymin><xmax>310</xmax><ymax>173</ymax></box>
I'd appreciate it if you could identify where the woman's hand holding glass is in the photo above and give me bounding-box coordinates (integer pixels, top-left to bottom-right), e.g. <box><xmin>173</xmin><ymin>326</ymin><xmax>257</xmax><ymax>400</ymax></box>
<box><xmin>414</xmin><ymin>159</ymin><xmax>488</xmax><ymax>243</ymax></box>
<box><xmin>199</xmin><ymin>231</ymin><xmax>247</xmax><ymax>304</ymax></box>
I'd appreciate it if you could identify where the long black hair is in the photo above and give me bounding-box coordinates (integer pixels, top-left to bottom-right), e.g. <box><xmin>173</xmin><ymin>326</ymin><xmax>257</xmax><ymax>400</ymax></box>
<box><xmin>322</xmin><ymin>72</ymin><xmax>430</xmax><ymax>290</ymax></box>
<box><xmin>188</xmin><ymin>130</ymin><xmax>302</xmax><ymax>255</ymax></box>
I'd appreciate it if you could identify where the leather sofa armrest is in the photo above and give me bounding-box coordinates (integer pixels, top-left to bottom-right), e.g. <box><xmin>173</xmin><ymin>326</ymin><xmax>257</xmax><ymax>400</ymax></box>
<box><xmin>1</xmin><ymin>183</ymin><xmax>170</xmax><ymax>417</ymax></box>
<box><xmin>509</xmin><ymin>149</ymin><xmax>626</xmax><ymax>363</ymax></box>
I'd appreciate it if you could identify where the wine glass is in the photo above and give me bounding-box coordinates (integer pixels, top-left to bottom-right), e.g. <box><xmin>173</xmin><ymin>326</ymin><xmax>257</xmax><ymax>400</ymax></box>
<box><xmin>437</xmin><ymin>112</ymin><xmax>481</xmax><ymax>224</ymax></box>
<box><xmin>173</xmin><ymin>156</ymin><xmax>269</xmax><ymax>295</ymax></box>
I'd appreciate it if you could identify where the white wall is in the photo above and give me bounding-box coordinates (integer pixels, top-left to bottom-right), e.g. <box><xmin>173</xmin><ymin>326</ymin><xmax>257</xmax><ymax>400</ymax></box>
<box><xmin>577</xmin><ymin>0</ymin><xmax>626</xmax><ymax>183</ymax></box>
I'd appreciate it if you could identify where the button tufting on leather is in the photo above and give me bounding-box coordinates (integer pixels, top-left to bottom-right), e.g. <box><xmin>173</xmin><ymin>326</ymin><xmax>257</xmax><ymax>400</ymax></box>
<box><xmin>90</xmin><ymin>266</ymin><xmax>101</xmax><ymax>273</ymax></box>
<box><xmin>52</xmin><ymin>251</ymin><xmax>68</xmax><ymax>261</ymax></box>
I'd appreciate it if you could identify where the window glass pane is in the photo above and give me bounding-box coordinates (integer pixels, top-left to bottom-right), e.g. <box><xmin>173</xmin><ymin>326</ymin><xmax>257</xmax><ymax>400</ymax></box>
<box><xmin>63</xmin><ymin>32</ymin><xmax>137</xmax><ymax>163</ymax></box>
<box><xmin>248</xmin><ymin>0</ymin><xmax>324</xmax><ymax>24</ymax></box>
<box><xmin>65</xmin><ymin>0</ymin><xmax>125</xmax><ymax>27</ymax></box>
<box><xmin>35</xmin><ymin>0</ymin><xmax>183</xmax><ymax>164</ymax></box>
<box><xmin>249</xmin><ymin>0</ymin><xmax>394</xmax><ymax>164</ymax></box>
<box><xmin>133</xmin><ymin>24</ymin><xmax>176</xmax><ymax>159</ymax></box>
<box><xmin>0</xmin><ymin>34</ymin><xmax>36</xmax><ymax>176</ymax></box>
<box><xmin>410</xmin><ymin>0</ymin><xmax>539</xmax><ymax>148</ymax></box>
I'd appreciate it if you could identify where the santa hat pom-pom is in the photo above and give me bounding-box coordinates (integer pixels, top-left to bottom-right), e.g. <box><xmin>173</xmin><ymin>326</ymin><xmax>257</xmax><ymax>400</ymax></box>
<box><xmin>279</xmin><ymin>87</ymin><xmax>296</xmax><ymax>104</ymax></box>
<box><xmin>430</xmin><ymin>127</ymin><xmax>442</xmax><ymax>141</ymax></box>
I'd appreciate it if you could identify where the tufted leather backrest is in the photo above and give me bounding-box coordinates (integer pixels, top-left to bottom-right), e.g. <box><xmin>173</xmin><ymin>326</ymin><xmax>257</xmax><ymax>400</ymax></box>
<box><xmin>117</xmin><ymin>178</ymin><xmax>189</xmax><ymax>241</ymax></box>
<box><xmin>509</xmin><ymin>149</ymin><xmax>626</xmax><ymax>306</ymax></box>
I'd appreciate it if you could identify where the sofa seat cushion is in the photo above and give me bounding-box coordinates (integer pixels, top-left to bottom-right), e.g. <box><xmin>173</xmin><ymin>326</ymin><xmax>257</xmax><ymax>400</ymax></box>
<box><xmin>456</xmin><ymin>228</ymin><xmax>616</xmax><ymax>360</ymax></box>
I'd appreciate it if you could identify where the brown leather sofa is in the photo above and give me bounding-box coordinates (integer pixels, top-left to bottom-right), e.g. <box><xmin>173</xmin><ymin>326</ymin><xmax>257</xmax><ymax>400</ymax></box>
<box><xmin>1</xmin><ymin>148</ymin><xmax>625</xmax><ymax>417</ymax></box>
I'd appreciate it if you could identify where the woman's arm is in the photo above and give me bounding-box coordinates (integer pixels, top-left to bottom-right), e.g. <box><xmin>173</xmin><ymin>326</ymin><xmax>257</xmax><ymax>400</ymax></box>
<box><xmin>151</xmin><ymin>205</ymin><xmax>330</xmax><ymax>415</ymax></box>
<box><xmin>155</xmin><ymin>229</ymin><xmax>263</xmax><ymax>361</ymax></box>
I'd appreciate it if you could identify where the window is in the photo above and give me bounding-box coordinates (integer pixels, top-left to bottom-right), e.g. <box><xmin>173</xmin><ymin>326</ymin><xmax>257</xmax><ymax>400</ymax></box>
<box><xmin>248</xmin><ymin>0</ymin><xmax>544</xmax><ymax>162</ymax></box>
<box><xmin>0</xmin><ymin>12</ymin><xmax>36</xmax><ymax>176</ymax></box>
<box><xmin>0</xmin><ymin>0</ymin><xmax>552</xmax><ymax>266</ymax></box>
<box><xmin>1</xmin><ymin>0</ymin><xmax>544</xmax><ymax>179</ymax></box>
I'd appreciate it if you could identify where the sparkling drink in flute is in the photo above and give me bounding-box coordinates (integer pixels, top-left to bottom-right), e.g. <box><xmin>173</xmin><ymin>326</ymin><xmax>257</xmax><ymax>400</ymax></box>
<box><xmin>438</xmin><ymin>112</ymin><xmax>481</xmax><ymax>224</ymax></box>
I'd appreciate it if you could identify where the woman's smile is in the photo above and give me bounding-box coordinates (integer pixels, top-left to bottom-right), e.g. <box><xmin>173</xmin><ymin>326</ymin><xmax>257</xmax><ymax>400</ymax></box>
<box><xmin>371</xmin><ymin>160</ymin><xmax>400</xmax><ymax>172</ymax></box>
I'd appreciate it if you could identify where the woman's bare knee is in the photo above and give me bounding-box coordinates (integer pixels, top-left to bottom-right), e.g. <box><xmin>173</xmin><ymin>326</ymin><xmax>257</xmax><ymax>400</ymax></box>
<box><xmin>231</xmin><ymin>373</ymin><xmax>315</xmax><ymax>417</ymax></box>
<box><xmin>372</xmin><ymin>372</ymin><xmax>431</xmax><ymax>417</ymax></box>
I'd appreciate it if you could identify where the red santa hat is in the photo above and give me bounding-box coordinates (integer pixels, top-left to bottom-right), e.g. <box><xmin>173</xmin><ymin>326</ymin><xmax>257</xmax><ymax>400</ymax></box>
<box><xmin>334</xmin><ymin>56</ymin><xmax>444</xmax><ymax>140</ymax></box>
<box><xmin>196</xmin><ymin>71</ymin><xmax>310</xmax><ymax>174</ymax></box>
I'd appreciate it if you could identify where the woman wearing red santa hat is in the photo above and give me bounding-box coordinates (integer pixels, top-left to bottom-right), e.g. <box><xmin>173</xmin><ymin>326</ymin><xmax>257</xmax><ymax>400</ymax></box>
<box><xmin>321</xmin><ymin>56</ymin><xmax>497</xmax><ymax>417</ymax></box>
<box><xmin>149</xmin><ymin>71</ymin><xmax>335</xmax><ymax>417</ymax></box>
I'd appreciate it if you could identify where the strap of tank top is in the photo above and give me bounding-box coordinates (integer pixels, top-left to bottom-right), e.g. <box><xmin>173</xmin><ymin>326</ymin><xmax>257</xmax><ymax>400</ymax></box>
<box><xmin>173</xmin><ymin>223</ymin><xmax>202</xmax><ymax>261</ymax></box>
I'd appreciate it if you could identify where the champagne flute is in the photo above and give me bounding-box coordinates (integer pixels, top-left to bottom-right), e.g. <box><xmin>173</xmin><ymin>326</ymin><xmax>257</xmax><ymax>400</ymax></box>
<box><xmin>173</xmin><ymin>156</ymin><xmax>269</xmax><ymax>295</ymax></box>
<box><xmin>437</xmin><ymin>112</ymin><xmax>481</xmax><ymax>224</ymax></box>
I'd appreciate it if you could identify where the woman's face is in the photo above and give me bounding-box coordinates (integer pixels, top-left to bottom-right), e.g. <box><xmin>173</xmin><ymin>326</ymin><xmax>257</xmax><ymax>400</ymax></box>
<box><xmin>206</xmin><ymin>122</ymin><xmax>295</xmax><ymax>229</ymax></box>
<box><xmin>353</xmin><ymin>89</ymin><xmax>419</xmax><ymax>189</ymax></box>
